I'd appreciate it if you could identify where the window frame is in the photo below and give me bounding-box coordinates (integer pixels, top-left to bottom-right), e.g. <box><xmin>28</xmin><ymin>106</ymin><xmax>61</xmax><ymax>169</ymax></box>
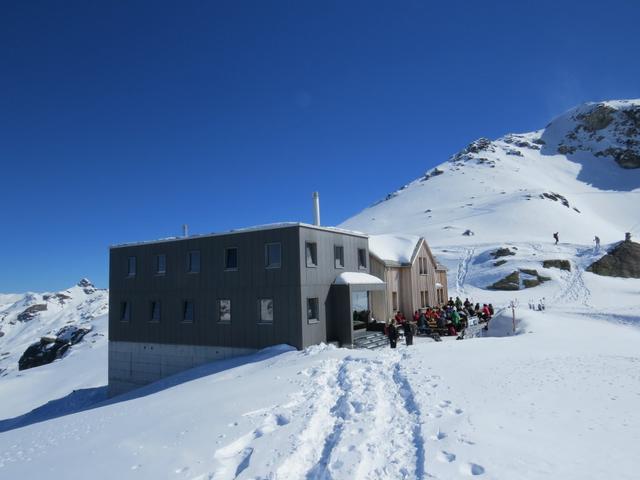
<box><xmin>258</xmin><ymin>298</ymin><xmax>274</xmax><ymax>324</ymax></box>
<box><xmin>392</xmin><ymin>291</ymin><xmax>398</xmax><ymax>311</ymax></box>
<box><xmin>334</xmin><ymin>245</ymin><xmax>344</xmax><ymax>269</ymax></box>
<box><xmin>126</xmin><ymin>256</ymin><xmax>136</xmax><ymax>277</ymax></box>
<box><xmin>150</xmin><ymin>300</ymin><xmax>161</xmax><ymax>323</ymax></box>
<box><xmin>419</xmin><ymin>257</ymin><xmax>428</xmax><ymax>275</ymax></box>
<box><xmin>420</xmin><ymin>291</ymin><xmax>428</xmax><ymax>308</ymax></box>
<box><xmin>187</xmin><ymin>250</ymin><xmax>201</xmax><ymax>274</ymax></box>
<box><xmin>120</xmin><ymin>301</ymin><xmax>131</xmax><ymax>322</ymax></box>
<box><xmin>305</xmin><ymin>242</ymin><xmax>318</xmax><ymax>268</ymax></box>
<box><xmin>307</xmin><ymin>297</ymin><xmax>319</xmax><ymax>324</ymax></box>
<box><xmin>155</xmin><ymin>254</ymin><xmax>167</xmax><ymax>276</ymax></box>
<box><xmin>357</xmin><ymin>248</ymin><xmax>368</xmax><ymax>269</ymax></box>
<box><xmin>218</xmin><ymin>298</ymin><xmax>231</xmax><ymax>324</ymax></box>
<box><xmin>265</xmin><ymin>243</ymin><xmax>282</xmax><ymax>269</ymax></box>
<box><xmin>182</xmin><ymin>300</ymin><xmax>195</xmax><ymax>323</ymax></box>
<box><xmin>224</xmin><ymin>247</ymin><xmax>238</xmax><ymax>271</ymax></box>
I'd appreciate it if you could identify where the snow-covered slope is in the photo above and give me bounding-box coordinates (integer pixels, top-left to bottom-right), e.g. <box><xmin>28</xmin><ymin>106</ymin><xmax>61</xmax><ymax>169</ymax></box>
<box><xmin>0</xmin><ymin>280</ymin><xmax>638</xmax><ymax>479</ymax></box>
<box><xmin>341</xmin><ymin>99</ymin><xmax>640</xmax><ymax>247</ymax></box>
<box><xmin>0</xmin><ymin>279</ymin><xmax>108</xmax><ymax>419</ymax></box>
<box><xmin>1</xmin><ymin>100</ymin><xmax>639</xmax><ymax>479</ymax></box>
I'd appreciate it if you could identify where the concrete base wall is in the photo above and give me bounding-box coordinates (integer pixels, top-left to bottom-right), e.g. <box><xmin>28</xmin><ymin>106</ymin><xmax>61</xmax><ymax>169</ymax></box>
<box><xmin>108</xmin><ymin>341</ymin><xmax>256</xmax><ymax>397</ymax></box>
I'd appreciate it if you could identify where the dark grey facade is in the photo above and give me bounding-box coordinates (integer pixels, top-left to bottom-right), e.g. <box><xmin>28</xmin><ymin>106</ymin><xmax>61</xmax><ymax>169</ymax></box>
<box><xmin>108</xmin><ymin>224</ymin><xmax>377</xmax><ymax>395</ymax></box>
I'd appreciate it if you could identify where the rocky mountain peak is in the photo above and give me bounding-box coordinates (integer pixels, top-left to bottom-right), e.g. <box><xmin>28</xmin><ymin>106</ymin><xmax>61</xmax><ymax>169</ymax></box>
<box><xmin>77</xmin><ymin>278</ymin><xmax>93</xmax><ymax>288</ymax></box>
<box><xmin>543</xmin><ymin>99</ymin><xmax>640</xmax><ymax>169</ymax></box>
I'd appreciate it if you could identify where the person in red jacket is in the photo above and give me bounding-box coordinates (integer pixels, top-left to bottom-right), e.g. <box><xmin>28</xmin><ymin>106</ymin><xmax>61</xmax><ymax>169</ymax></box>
<box><xmin>413</xmin><ymin>310</ymin><xmax>420</xmax><ymax>322</ymax></box>
<box><xmin>482</xmin><ymin>304</ymin><xmax>491</xmax><ymax>319</ymax></box>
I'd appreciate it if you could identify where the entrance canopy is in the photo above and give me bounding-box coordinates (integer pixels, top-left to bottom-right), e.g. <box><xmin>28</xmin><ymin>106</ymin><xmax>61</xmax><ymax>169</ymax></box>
<box><xmin>333</xmin><ymin>272</ymin><xmax>386</xmax><ymax>290</ymax></box>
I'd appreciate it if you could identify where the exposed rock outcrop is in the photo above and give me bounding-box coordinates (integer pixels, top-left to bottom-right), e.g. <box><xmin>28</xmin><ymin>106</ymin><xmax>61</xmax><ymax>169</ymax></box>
<box><xmin>18</xmin><ymin>325</ymin><xmax>92</xmax><ymax>371</ymax></box>
<box><xmin>487</xmin><ymin>269</ymin><xmax>550</xmax><ymax>290</ymax></box>
<box><xmin>543</xmin><ymin>259</ymin><xmax>571</xmax><ymax>271</ymax></box>
<box><xmin>491</xmin><ymin>247</ymin><xmax>515</xmax><ymax>259</ymax></box>
<box><xmin>17</xmin><ymin>304</ymin><xmax>48</xmax><ymax>322</ymax></box>
<box><xmin>587</xmin><ymin>241</ymin><xmax>640</xmax><ymax>278</ymax></box>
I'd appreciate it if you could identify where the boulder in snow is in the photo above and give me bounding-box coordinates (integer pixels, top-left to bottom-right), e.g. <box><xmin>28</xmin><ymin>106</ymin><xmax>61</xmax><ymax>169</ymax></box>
<box><xmin>587</xmin><ymin>240</ymin><xmax>640</xmax><ymax>278</ymax></box>
<box><xmin>18</xmin><ymin>325</ymin><xmax>92</xmax><ymax>371</ymax></box>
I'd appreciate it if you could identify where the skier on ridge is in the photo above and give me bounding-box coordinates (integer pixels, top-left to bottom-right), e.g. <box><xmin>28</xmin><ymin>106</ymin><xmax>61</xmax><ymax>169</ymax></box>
<box><xmin>553</xmin><ymin>232</ymin><xmax>559</xmax><ymax>245</ymax></box>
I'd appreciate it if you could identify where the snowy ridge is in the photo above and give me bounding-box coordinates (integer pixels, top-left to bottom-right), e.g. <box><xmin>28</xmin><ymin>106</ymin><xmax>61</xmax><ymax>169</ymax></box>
<box><xmin>341</xmin><ymin>99</ymin><xmax>640</xmax><ymax>247</ymax></box>
<box><xmin>0</xmin><ymin>279</ymin><xmax>108</xmax><ymax>419</ymax></box>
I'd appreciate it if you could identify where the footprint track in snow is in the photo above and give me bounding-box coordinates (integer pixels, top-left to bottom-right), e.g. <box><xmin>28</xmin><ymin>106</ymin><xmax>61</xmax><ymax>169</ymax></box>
<box><xmin>210</xmin><ymin>411</ymin><xmax>290</xmax><ymax>480</ymax></box>
<box><xmin>460</xmin><ymin>462</ymin><xmax>485</xmax><ymax>476</ymax></box>
<box><xmin>437</xmin><ymin>450</ymin><xmax>457</xmax><ymax>463</ymax></box>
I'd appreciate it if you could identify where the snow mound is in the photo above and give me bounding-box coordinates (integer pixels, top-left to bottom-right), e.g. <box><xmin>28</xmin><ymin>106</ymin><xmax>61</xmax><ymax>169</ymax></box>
<box><xmin>334</xmin><ymin>272</ymin><xmax>385</xmax><ymax>285</ymax></box>
<box><xmin>369</xmin><ymin>234</ymin><xmax>421</xmax><ymax>264</ymax></box>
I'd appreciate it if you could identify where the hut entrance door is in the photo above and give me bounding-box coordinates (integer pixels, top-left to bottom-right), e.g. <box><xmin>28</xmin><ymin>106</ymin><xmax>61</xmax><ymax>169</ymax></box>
<box><xmin>351</xmin><ymin>290</ymin><xmax>370</xmax><ymax>331</ymax></box>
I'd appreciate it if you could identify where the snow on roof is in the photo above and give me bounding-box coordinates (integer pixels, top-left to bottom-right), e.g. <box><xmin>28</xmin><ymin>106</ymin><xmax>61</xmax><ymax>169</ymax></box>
<box><xmin>334</xmin><ymin>272</ymin><xmax>385</xmax><ymax>285</ymax></box>
<box><xmin>368</xmin><ymin>234</ymin><xmax>422</xmax><ymax>264</ymax></box>
<box><xmin>111</xmin><ymin>223</ymin><xmax>367</xmax><ymax>249</ymax></box>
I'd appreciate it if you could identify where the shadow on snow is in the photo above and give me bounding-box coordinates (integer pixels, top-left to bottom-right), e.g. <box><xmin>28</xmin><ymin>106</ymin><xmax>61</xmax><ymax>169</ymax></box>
<box><xmin>0</xmin><ymin>344</ymin><xmax>294</xmax><ymax>434</ymax></box>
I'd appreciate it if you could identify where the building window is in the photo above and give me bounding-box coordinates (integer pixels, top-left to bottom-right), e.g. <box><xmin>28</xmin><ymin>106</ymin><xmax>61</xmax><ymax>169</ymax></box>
<box><xmin>392</xmin><ymin>291</ymin><xmax>398</xmax><ymax>311</ymax></box>
<box><xmin>120</xmin><ymin>301</ymin><xmax>131</xmax><ymax>322</ymax></box>
<box><xmin>187</xmin><ymin>251</ymin><xmax>200</xmax><ymax>273</ymax></box>
<box><xmin>219</xmin><ymin>299</ymin><xmax>231</xmax><ymax>323</ymax></box>
<box><xmin>306</xmin><ymin>242</ymin><xmax>318</xmax><ymax>267</ymax></box>
<box><xmin>334</xmin><ymin>245</ymin><xmax>344</xmax><ymax>269</ymax></box>
<box><xmin>150</xmin><ymin>300</ymin><xmax>161</xmax><ymax>322</ymax></box>
<box><xmin>183</xmin><ymin>300</ymin><xmax>194</xmax><ymax>322</ymax></box>
<box><xmin>127</xmin><ymin>257</ymin><xmax>136</xmax><ymax>277</ymax></box>
<box><xmin>155</xmin><ymin>254</ymin><xmax>166</xmax><ymax>275</ymax></box>
<box><xmin>307</xmin><ymin>298</ymin><xmax>319</xmax><ymax>324</ymax></box>
<box><xmin>419</xmin><ymin>257</ymin><xmax>428</xmax><ymax>275</ymax></box>
<box><xmin>265</xmin><ymin>243</ymin><xmax>281</xmax><ymax>269</ymax></box>
<box><xmin>259</xmin><ymin>298</ymin><xmax>273</xmax><ymax>323</ymax></box>
<box><xmin>358</xmin><ymin>248</ymin><xmax>367</xmax><ymax>269</ymax></box>
<box><xmin>420</xmin><ymin>291</ymin><xmax>428</xmax><ymax>308</ymax></box>
<box><xmin>225</xmin><ymin>248</ymin><xmax>238</xmax><ymax>270</ymax></box>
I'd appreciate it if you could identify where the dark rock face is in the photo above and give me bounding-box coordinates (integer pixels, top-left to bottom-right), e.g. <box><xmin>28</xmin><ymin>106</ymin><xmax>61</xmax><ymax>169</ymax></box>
<box><xmin>449</xmin><ymin>138</ymin><xmax>497</xmax><ymax>166</ymax></box>
<box><xmin>43</xmin><ymin>293</ymin><xmax>72</xmax><ymax>304</ymax></box>
<box><xmin>421</xmin><ymin>168</ymin><xmax>444</xmax><ymax>182</ymax></box>
<box><xmin>487</xmin><ymin>269</ymin><xmax>550</xmax><ymax>290</ymax></box>
<box><xmin>17</xmin><ymin>304</ymin><xmax>48</xmax><ymax>322</ymax></box>
<box><xmin>488</xmin><ymin>271</ymin><xmax>520</xmax><ymax>291</ymax></box>
<box><xmin>491</xmin><ymin>247</ymin><xmax>516</xmax><ymax>259</ymax></box>
<box><xmin>551</xmin><ymin>102</ymin><xmax>640</xmax><ymax>170</ymax></box>
<box><xmin>595</xmin><ymin>147</ymin><xmax>640</xmax><ymax>169</ymax></box>
<box><xmin>18</xmin><ymin>325</ymin><xmax>92</xmax><ymax>371</ymax></box>
<box><xmin>493</xmin><ymin>259</ymin><xmax>507</xmax><ymax>267</ymax></box>
<box><xmin>587</xmin><ymin>241</ymin><xmax>640</xmax><ymax>278</ymax></box>
<box><xmin>543</xmin><ymin>259</ymin><xmax>571</xmax><ymax>271</ymax></box>
<box><xmin>540</xmin><ymin>192</ymin><xmax>571</xmax><ymax>208</ymax></box>
<box><xmin>576</xmin><ymin>104</ymin><xmax>616</xmax><ymax>132</ymax></box>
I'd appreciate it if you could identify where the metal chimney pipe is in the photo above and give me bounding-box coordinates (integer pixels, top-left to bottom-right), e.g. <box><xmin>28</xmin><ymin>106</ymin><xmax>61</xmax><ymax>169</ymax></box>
<box><xmin>312</xmin><ymin>192</ymin><xmax>321</xmax><ymax>226</ymax></box>
<box><xmin>183</xmin><ymin>224</ymin><xmax>189</xmax><ymax>237</ymax></box>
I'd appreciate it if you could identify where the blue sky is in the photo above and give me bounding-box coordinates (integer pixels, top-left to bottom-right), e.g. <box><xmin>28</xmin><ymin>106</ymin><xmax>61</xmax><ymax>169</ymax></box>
<box><xmin>1</xmin><ymin>0</ymin><xmax>639</xmax><ymax>292</ymax></box>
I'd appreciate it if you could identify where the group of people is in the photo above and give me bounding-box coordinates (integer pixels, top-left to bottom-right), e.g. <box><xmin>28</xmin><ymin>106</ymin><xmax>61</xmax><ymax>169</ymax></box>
<box><xmin>386</xmin><ymin>296</ymin><xmax>494</xmax><ymax>348</ymax></box>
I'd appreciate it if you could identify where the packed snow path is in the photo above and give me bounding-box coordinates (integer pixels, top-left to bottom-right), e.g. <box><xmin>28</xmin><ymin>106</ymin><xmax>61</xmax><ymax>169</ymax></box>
<box><xmin>212</xmin><ymin>351</ymin><xmax>426</xmax><ymax>480</ymax></box>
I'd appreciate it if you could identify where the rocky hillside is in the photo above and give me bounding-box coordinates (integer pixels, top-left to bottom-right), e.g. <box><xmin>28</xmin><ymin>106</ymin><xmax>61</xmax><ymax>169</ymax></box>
<box><xmin>341</xmin><ymin>99</ymin><xmax>640</xmax><ymax>247</ymax></box>
<box><xmin>0</xmin><ymin>280</ymin><xmax>108</xmax><ymax>419</ymax></box>
<box><xmin>542</xmin><ymin>100</ymin><xmax>640</xmax><ymax>168</ymax></box>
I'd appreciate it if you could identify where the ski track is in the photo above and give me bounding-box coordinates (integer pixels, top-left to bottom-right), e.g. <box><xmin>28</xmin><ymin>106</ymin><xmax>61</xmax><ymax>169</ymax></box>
<box><xmin>206</xmin><ymin>353</ymin><xmax>430</xmax><ymax>479</ymax></box>
<box><xmin>551</xmin><ymin>258</ymin><xmax>592</xmax><ymax>308</ymax></box>
<box><xmin>456</xmin><ymin>247</ymin><xmax>475</xmax><ymax>296</ymax></box>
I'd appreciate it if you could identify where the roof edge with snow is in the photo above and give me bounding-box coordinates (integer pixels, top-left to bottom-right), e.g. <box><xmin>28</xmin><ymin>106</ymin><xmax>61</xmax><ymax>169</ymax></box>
<box><xmin>111</xmin><ymin>223</ymin><xmax>368</xmax><ymax>249</ymax></box>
